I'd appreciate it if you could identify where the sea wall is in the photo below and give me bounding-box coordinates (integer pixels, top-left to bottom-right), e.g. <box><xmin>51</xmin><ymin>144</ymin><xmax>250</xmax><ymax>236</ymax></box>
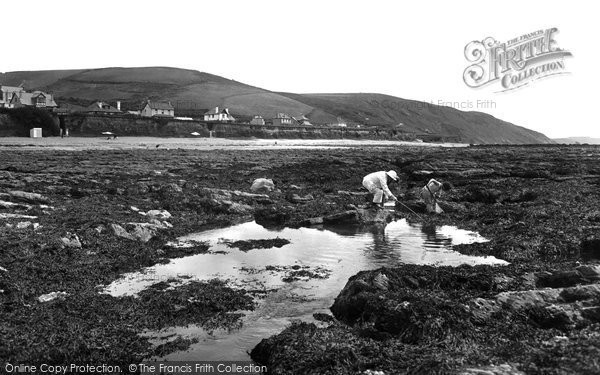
<box><xmin>0</xmin><ymin>108</ymin><xmax>60</xmax><ymax>137</ymax></box>
<box><xmin>61</xmin><ymin>114</ymin><xmax>405</xmax><ymax>140</ymax></box>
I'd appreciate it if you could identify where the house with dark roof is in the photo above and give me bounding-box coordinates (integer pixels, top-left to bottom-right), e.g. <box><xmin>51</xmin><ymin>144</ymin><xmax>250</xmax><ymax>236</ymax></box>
<box><xmin>272</xmin><ymin>113</ymin><xmax>296</xmax><ymax>126</ymax></box>
<box><xmin>84</xmin><ymin>101</ymin><xmax>122</xmax><ymax>115</ymax></box>
<box><xmin>141</xmin><ymin>100</ymin><xmax>175</xmax><ymax>117</ymax></box>
<box><xmin>294</xmin><ymin>114</ymin><xmax>313</xmax><ymax>126</ymax></box>
<box><xmin>6</xmin><ymin>89</ymin><xmax>57</xmax><ymax>109</ymax></box>
<box><xmin>204</xmin><ymin>106</ymin><xmax>235</xmax><ymax>122</ymax></box>
<box><xmin>0</xmin><ymin>85</ymin><xmax>25</xmax><ymax>108</ymax></box>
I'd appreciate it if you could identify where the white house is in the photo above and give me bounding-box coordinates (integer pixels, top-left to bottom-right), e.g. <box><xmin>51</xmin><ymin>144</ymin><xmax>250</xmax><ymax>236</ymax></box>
<box><xmin>272</xmin><ymin>113</ymin><xmax>295</xmax><ymax>126</ymax></box>
<box><xmin>141</xmin><ymin>100</ymin><xmax>175</xmax><ymax>117</ymax></box>
<box><xmin>250</xmin><ymin>115</ymin><xmax>265</xmax><ymax>125</ymax></box>
<box><xmin>204</xmin><ymin>106</ymin><xmax>235</xmax><ymax>122</ymax></box>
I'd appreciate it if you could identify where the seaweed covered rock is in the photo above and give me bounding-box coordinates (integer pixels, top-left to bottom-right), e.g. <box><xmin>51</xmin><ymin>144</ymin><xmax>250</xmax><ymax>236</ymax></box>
<box><xmin>330</xmin><ymin>270</ymin><xmax>392</xmax><ymax>324</ymax></box>
<box><xmin>256</xmin><ymin>264</ymin><xmax>600</xmax><ymax>374</ymax></box>
<box><xmin>462</xmin><ymin>187</ymin><xmax>503</xmax><ymax>204</ymax></box>
<box><xmin>254</xmin><ymin>205</ymin><xmax>294</xmax><ymax>227</ymax></box>
<box><xmin>581</xmin><ymin>236</ymin><xmax>600</xmax><ymax>260</ymax></box>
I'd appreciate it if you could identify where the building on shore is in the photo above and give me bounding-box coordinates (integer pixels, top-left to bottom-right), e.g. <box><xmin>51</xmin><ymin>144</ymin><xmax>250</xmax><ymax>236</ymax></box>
<box><xmin>294</xmin><ymin>114</ymin><xmax>313</xmax><ymax>126</ymax></box>
<box><xmin>84</xmin><ymin>101</ymin><xmax>122</xmax><ymax>115</ymax></box>
<box><xmin>141</xmin><ymin>100</ymin><xmax>175</xmax><ymax>117</ymax></box>
<box><xmin>0</xmin><ymin>86</ymin><xmax>57</xmax><ymax>109</ymax></box>
<box><xmin>204</xmin><ymin>106</ymin><xmax>235</xmax><ymax>122</ymax></box>
<box><xmin>0</xmin><ymin>86</ymin><xmax>24</xmax><ymax>108</ymax></box>
<box><xmin>272</xmin><ymin>113</ymin><xmax>295</xmax><ymax>126</ymax></box>
<box><xmin>250</xmin><ymin>115</ymin><xmax>265</xmax><ymax>125</ymax></box>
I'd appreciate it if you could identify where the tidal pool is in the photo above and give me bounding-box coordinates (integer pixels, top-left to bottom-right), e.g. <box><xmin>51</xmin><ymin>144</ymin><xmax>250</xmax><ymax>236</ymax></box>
<box><xmin>106</xmin><ymin>219</ymin><xmax>507</xmax><ymax>361</ymax></box>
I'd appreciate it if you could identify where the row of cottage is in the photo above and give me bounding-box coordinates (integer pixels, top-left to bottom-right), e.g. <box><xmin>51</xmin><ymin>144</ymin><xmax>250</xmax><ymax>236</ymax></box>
<box><xmin>0</xmin><ymin>85</ymin><xmax>316</xmax><ymax>126</ymax></box>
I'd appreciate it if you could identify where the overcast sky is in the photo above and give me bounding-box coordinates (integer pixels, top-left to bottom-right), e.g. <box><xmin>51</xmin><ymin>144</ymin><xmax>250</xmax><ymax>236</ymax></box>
<box><xmin>2</xmin><ymin>0</ymin><xmax>597</xmax><ymax>138</ymax></box>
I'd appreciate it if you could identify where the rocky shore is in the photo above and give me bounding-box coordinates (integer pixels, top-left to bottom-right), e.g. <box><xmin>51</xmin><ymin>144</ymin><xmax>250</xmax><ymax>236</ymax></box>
<box><xmin>1</xmin><ymin>144</ymin><xmax>599</xmax><ymax>373</ymax></box>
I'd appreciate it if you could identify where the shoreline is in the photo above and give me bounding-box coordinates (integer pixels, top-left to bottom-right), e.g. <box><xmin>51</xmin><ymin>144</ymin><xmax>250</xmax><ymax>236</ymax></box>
<box><xmin>0</xmin><ymin>136</ymin><xmax>467</xmax><ymax>151</ymax></box>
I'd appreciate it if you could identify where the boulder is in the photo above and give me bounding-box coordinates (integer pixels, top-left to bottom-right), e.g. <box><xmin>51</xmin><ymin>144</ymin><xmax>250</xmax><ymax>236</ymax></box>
<box><xmin>255</xmin><ymin>206</ymin><xmax>293</xmax><ymax>227</ymax></box>
<box><xmin>331</xmin><ymin>271</ymin><xmax>391</xmax><ymax>324</ymax></box>
<box><xmin>6</xmin><ymin>191</ymin><xmax>50</xmax><ymax>204</ymax></box>
<box><xmin>126</xmin><ymin>223</ymin><xmax>160</xmax><ymax>243</ymax></box>
<box><xmin>469</xmin><ymin>283</ymin><xmax>600</xmax><ymax>329</ymax></box>
<box><xmin>0</xmin><ymin>213</ymin><xmax>37</xmax><ymax>220</ymax></box>
<box><xmin>298</xmin><ymin>217</ymin><xmax>324</xmax><ymax>226</ymax></box>
<box><xmin>468</xmin><ymin>298</ymin><xmax>501</xmax><ymax>325</ymax></box>
<box><xmin>110</xmin><ymin>224</ymin><xmax>136</xmax><ymax>241</ymax></box>
<box><xmin>61</xmin><ymin>233</ymin><xmax>82</xmax><ymax>249</ymax></box>
<box><xmin>38</xmin><ymin>291</ymin><xmax>68</xmax><ymax>303</ymax></box>
<box><xmin>146</xmin><ymin>209</ymin><xmax>172</xmax><ymax>220</ymax></box>
<box><xmin>16</xmin><ymin>221</ymin><xmax>32</xmax><ymax>229</ymax></box>
<box><xmin>0</xmin><ymin>200</ymin><xmax>32</xmax><ymax>210</ymax></box>
<box><xmin>323</xmin><ymin>210</ymin><xmax>359</xmax><ymax>225</ymax></box>
<box><xmin>576</xmin><ymin>264</ymin><xmax>600</xmax><ymax>279</ymax></box>
<box><xmin>110</xmin><ymin>221</ymin><xmax>171</xmax><ymax>242</ymax></box>
<box><xmin>231</xmin><ymin>190</ymin><xmax>269</xmax><ymax>199</ymax></box>
<box><xmin>495</xmin><ymin>288</ymin><xmax>562</xmax><ymax>310</ymax></box>
<box><xmin>251</xmin><ymin>178</ymin><xmax>275</xmax><ymax>193</ymax></box>
<box><xmin>288</xmin><ymin>193</ymin><xmax>314</xmax><ymax>203</ymax></box>
<box><xmin>222</xmin><ymin>201</ymin><xmax>254</xmax><ymax>215</ymax></box>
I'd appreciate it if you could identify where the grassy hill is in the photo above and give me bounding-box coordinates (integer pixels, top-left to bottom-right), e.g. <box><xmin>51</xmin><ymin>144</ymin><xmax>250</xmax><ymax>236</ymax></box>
<box><xmin>0</xmin><ymin>67</ymin><xmax>553</xmax><ymax>144</ymax></box>
<box><xmin>554</xmin><ymin>137</ymin><xmax>600</xmax><ymax>144</ymax></box>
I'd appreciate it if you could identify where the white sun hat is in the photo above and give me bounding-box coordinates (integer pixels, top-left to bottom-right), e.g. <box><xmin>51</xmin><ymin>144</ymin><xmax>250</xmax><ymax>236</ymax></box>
<box><xmin>386</xmin><ymin>170</ymin><xmax>399</xmax><ymax>181</ymax></box>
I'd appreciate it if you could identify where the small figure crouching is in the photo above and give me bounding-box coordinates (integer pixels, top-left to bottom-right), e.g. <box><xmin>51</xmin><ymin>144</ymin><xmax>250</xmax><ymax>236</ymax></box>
<box><xmin>420</xmin><ymin>179</ymin><xmax>452</xmax><ymax>213</ymax></box>
<box><xmin>362</xmin><ymin>170</ymin><xmax>400</xmax><ymax>209</ymax></box>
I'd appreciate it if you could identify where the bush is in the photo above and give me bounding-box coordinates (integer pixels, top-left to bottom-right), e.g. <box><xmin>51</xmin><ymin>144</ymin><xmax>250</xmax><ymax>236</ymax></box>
<box><xmin>0</xmin><ymin>107</ymin><xmax>60</xmax><ymax>136</ymax></box>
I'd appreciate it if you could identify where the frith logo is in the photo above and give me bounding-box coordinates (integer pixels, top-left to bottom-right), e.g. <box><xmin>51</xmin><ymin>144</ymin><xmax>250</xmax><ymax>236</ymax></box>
<box><xmin>463</xmin><ymin>28</ymin><xmax>572</xmax><ymax>92</ymax></box>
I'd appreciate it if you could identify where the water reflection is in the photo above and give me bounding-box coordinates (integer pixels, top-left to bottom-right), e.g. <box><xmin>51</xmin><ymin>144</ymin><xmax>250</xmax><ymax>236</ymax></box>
<box><xmin>105</xmin><ymin>219</ymin><xmax>506</xmax><ymax>361</ymax></box>
<box><xmin>421</xmin><ymin>224</ymin><xmax>453</xmax><ymax>247</ymax></box>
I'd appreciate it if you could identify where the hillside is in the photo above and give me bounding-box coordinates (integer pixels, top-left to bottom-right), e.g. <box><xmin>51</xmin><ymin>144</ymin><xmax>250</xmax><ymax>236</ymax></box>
<box><xmin>0</xmin><ymin>67</ymin><xmax>553</xmax><ymax>144</ymax></box>
<box><xmin>554</xmin><ymin>137</ymin><xmax>600</xmax><ymax>145</ymax></box>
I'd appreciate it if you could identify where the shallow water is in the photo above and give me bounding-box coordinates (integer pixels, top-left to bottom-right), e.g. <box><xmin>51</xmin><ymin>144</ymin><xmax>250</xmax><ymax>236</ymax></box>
<box><xmin>106</xmin><ymin>219</ymin><xmax>507</xmax><ymax>360</ymax></box>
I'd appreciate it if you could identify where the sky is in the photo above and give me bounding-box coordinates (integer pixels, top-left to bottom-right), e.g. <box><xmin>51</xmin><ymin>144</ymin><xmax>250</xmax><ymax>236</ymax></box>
<box><xmin>1</xmin><ymin>0</ymin><xmax>597</xmax><ymax>138</ymax></box>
